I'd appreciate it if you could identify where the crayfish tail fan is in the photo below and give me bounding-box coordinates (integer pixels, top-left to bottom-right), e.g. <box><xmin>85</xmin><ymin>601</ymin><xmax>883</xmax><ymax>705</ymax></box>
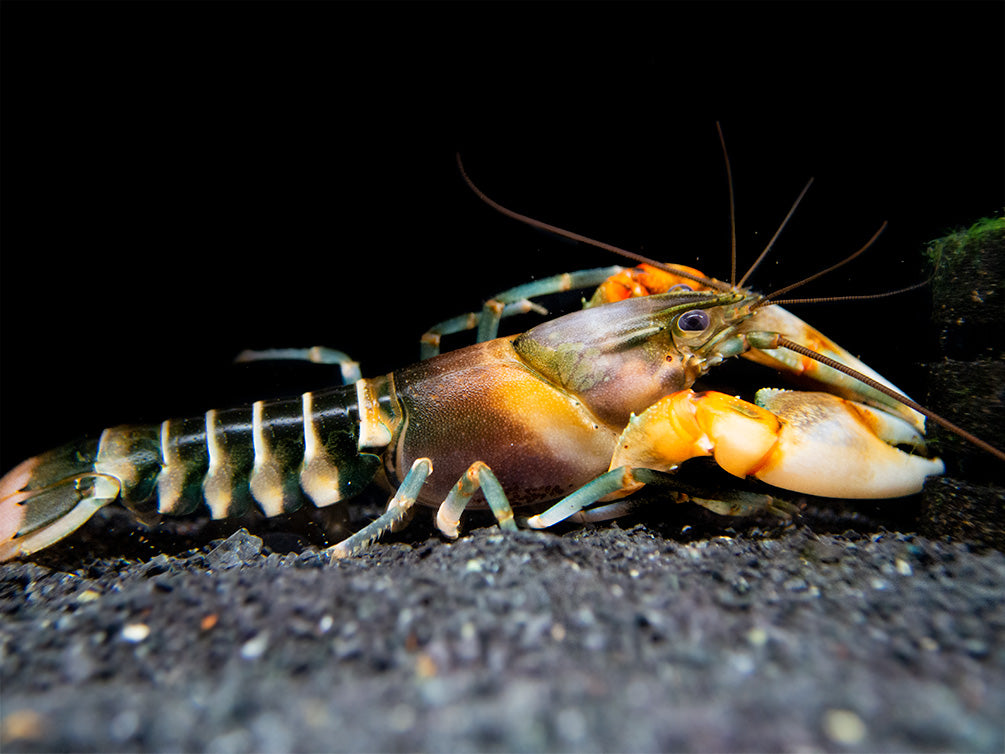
<box><xmin>0</xmin><ymin>440</ymin><xmax>122</xmax><ymax>561</ymax></box>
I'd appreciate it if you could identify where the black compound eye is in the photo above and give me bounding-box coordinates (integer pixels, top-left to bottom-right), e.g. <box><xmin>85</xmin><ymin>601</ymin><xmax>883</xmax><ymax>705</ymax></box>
<box><xmin>669</xmin><ymin>283</ymin><xmax>693</xmax><ymax>291</ymax></box>
<box><xmin>677</xmin><ymin>309</ymin><xmax>710</xmax><ymax>332</ymax></box>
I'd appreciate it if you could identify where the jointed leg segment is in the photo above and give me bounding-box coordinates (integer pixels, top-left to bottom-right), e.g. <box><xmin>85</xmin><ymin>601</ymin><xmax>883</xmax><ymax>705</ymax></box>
<box><xmin>523</xmin><ymin>464</ymin><xmax>787</xmax><ymax>530</ymax></box>
<box><xmin>420</xmin><ymin>266</ymin><xmax>624</xmax><ymax>358</ymax></box>
<box><xmin>326</xmin><ymin>457</ymin><xmax>433</xmax><ymax>559</ymax></box>
<box><xmin>436</xmin><ymin>461</ymin><xmax>517</xmax><ymax>538</ymax></box>
<box><xmin>325</xmin><ymin>458</ymin><xmax>519</xmax><ymax>559</ymax></box>
<box><xmin>235</xmin><ymin>346</ymin><xmax>362</xmax><ymax>385</ymax></box>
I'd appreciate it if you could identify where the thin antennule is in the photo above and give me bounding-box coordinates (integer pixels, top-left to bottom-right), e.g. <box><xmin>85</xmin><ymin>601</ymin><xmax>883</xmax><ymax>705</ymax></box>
<box><xmin>455</xmin><ymin>153</ymin><xmax>734</xmax><ymax>293</ymax></box>
<box><xmin>777</xmin><ymin>336</ymin><xmax>1005</xmax><ymax>463</ymax></box>
<box><xmin>715</xmin><ymin>123</ymin><xmax>738</xmax><ymax>287</ymax></box>
<box><xmin>752</xmin><ymin>222</ymin><xmax>889</xmax><ymax>309</ymax></box>
<box><xmin>738</xmin><ymin>178</ymin><xmax>815</xmax><ymax>289</ymax></box>
<box><xmin>769</xmin><ymin>278</ymin><xmax>931</xmax><ymax>307</ymax></box>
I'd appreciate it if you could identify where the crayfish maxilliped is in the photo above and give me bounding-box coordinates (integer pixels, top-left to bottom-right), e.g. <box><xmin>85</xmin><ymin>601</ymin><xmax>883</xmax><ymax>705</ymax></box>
<box><xmin>1</xmin><ymin>151</ymin><xmax>999</xmax><ymax>563</ymax></box>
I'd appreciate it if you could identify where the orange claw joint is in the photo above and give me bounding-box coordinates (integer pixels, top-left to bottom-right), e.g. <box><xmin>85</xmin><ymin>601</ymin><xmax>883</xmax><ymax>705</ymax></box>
<box><xmin>611</xmin><ymin>389</ymin><xmax>944</xmax><ymax>499</ymax></box>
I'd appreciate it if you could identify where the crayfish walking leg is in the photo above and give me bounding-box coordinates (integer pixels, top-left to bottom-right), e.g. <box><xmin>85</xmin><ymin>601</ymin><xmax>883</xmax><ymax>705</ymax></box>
<box><xmin>325</xmin><ymin>458</ymin><xmax>433</xmax><ymax>558</ymax></box>
<box><xmin>326</xmin><ymin>459</ymin><xmax>519</xmax><ymax>558</ymax></box>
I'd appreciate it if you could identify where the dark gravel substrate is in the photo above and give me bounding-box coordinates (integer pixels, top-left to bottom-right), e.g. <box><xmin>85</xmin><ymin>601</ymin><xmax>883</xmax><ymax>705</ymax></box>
<box><xmin>2</xmin><ymin>519</ymin><xmax>1003</xmax><ymax>753</ymax></box>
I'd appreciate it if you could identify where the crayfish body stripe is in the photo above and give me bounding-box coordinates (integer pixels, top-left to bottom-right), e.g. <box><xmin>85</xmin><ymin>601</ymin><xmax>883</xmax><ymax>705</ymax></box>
<box><xmin>157</xmin><ymin>417</ymin><xmax>208</xmax><ymax>516</ymax></box>
<box><xmin>89</xmin><ymin>384</ymin><xmax>385</xmax><ymax>523</ymax></box>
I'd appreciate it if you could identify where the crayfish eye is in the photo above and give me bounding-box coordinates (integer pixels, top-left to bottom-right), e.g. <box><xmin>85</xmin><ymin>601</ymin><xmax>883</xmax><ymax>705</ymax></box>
<box><xmin>669</xmin><ymin>283</ymin><xmax>692</xmax><ymax>291</ymax></box>
<box><xmin>677</xmin><ymin>309</ymin><xmax>710</xmax><ymax>332</ymax></box>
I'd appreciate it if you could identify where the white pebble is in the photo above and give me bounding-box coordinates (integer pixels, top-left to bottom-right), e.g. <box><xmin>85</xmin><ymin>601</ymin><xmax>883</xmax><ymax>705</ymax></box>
<box><xmin>121</xmin><ymin>623</ymin><xmax>150</xmax><ymax>643</ymax></box>
<box><xmin>240</xmin><ymin>632</ymin><xmax>269</xmax><ymax>660</ymax></box>
<box><xmin>823</xmin><ymin>708</ymin><xmax>866</xmax><ymax>745</ymax></box>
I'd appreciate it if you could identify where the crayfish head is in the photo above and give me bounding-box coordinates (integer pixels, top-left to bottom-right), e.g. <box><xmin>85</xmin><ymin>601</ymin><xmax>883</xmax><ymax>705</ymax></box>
<box><xmin>513</xmin><ymin>289</ymin><xmax>758</xmax><ymax>427</ymax></box>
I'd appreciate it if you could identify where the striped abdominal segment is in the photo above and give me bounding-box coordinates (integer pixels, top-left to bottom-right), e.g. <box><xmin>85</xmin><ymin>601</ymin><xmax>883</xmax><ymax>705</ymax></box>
<box><xmin>103</xmin><ymin>380</ymin><xmax>394</xmax><ymax>521</ymax></box>
<box><xmin>202</xmin><ymin>407</ymin><xmax>255</xmax><ymax>518</ymax></box>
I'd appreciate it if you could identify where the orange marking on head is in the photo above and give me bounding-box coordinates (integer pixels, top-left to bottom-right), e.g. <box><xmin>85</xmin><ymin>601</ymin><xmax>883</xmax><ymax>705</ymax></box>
<box><xmin>593</xmin><ymin>264</ymin><xmax>716</xmax><ymax>305</ymax></box>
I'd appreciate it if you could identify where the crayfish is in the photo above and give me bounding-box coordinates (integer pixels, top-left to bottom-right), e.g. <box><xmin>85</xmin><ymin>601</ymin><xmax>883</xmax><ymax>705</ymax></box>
<box><xmin>3</xmin><ymin>139</ymin><xmax>999</xmax><ymax>562</ymax></box>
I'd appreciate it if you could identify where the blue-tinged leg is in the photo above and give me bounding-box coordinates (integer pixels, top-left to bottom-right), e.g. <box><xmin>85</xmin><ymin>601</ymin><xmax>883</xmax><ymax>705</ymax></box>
<box><xmin>523</xmin><ymin>467</ymin><xmax>653</xmax><ymax>529</ymax></box>
<box><xmin>325</xmin><ymin>457</ymin><xmax>433</xmax><ymax>559</ymax></box>
<box><xmin>235</xmin><ymin>346</ymin><xmax>362</xmax><ymax>385</ymax></box>
<box><xmin>436</xmin><ymin>461</ymin><xmax>517</xmax><ymax>538</ymax></box>
<box><xmin>524</xmin><ymin>467</ymin><xmax>788</xmax><ymax>530</ymax></box>
<box><xmin>566</xmin><ymin>498</ymin><xmax>651</xmax><ymax>524</ymax></box>
<box><xmin>325</xmin><ymin>458</ymin><xmax>520</xmax><ymax>559</ymax></box>
<box><xmin>420</xmin><ymin>266</ymin><xmax>625</xmax><ymax>358</ymax></box>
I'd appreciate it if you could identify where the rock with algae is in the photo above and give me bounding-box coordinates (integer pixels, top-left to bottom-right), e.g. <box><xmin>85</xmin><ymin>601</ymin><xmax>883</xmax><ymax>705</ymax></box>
<box><xmin>921</xmin><ymin>217</ymin><xmax>1005</xmax><ymax>548</ymax></box>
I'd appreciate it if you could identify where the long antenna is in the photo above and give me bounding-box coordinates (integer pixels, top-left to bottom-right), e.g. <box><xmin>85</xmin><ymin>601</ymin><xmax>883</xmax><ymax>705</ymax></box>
<box><xmin>715</xmin><ymin>122</ymin><xmax>816</xmax><ymax>290</ymax></box>
<box><xmin>715</xmin><ymin>123</ymin><xmax>738</xmax><ymax>287</ymax></box>
<box><xmin>738</xmin><ymin>178</ymin><xmax>815</xmax><ymax>288</ymax></box>
<box><xmin>753</xmin><ymin>222</ymin><xmax>888</xmax><ymax>308</ymax></box>
<box><xmin>455</xmin><ymin>153</ymin><xmax>733</xmax><ymax>293</ymax></box>
<box><xmin>769</xmin><ymin>278</ymin><xmax>931</xmax><ymax>307</ymax></box>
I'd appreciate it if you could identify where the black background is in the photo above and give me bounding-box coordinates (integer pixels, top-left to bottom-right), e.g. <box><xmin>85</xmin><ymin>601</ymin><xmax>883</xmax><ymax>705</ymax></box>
<box><xmin>2</xmin><ymin>2</ymin><xmax>1002</xmax><ymax>465</ymax></box>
